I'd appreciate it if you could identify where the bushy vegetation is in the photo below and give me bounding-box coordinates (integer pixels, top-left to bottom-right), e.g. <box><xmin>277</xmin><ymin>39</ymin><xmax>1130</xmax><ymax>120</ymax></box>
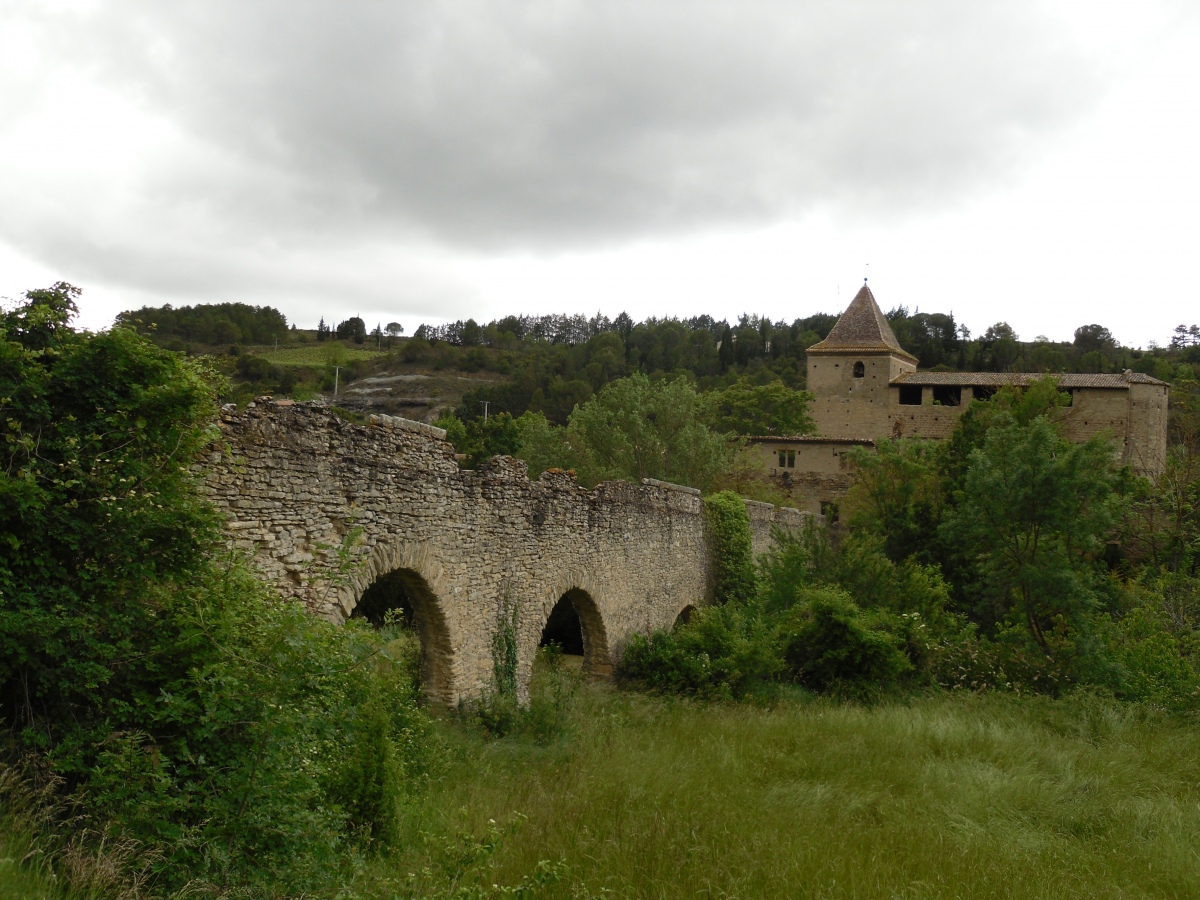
<box><xmin>620</xmin><ymin>377</ymin><xmax>1200</xmax><ymax>708</ymax></box>
<box><xmin>1</xmin><ymin>286</ymin><xmax>433</xmax><ymax>896</ymax></box>
<box><xmin>115</xmin><ymin>301</ymin><xmax>289</xmax><ymax>346</ymax></box>
<box><xmin>8</xmin><ymin>286</ymin><xmax>1200</xmax><ymax>894</ymax></box>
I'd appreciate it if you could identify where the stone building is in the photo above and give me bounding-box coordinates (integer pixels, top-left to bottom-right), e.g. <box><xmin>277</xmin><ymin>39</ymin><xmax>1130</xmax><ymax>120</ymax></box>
<box><xmin>751</xmin><ymin>283</ymin><xmax>1170</xmax><ymax>517</ymax></box>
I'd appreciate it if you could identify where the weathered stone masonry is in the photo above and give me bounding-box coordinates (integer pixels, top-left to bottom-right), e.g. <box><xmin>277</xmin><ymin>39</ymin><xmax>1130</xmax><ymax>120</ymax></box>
<box><xmin>201</xmin><ymin>402</ymin><xmax>807</xmax><ymax>705</ymax></box>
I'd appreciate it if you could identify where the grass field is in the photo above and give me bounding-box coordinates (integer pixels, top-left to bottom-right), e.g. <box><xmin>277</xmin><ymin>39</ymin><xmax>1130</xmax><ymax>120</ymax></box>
<box><xmin>364</xmin><ymin>675</ymin><xmax>1200</xmax><ymax>899</ymax></box>
<box><xmin>5</xmin><ymin>680</ymin><xmax>1198</xmax><ymax>898</ymax></box>
<box><xmin>260</xmin><ymin>344</ymin><xmax>387</xmax><ymax>367</ymax></box>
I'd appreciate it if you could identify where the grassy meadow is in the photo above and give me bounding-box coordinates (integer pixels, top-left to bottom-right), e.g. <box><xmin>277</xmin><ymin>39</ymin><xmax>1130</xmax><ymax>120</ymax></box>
<box><xmin>261</xmin><ymin>344</ymin><xmax>387</xmax><ymax>366</ymax></box>
<box><xmin>361</xmin><ymin>668</ymin><xmax>1200</xmax><ymax>899</ymax></box>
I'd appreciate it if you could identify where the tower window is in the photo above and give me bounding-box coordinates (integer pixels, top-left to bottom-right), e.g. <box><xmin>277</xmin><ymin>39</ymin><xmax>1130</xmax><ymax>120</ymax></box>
<box><xmin>898</xmin><ymin>385</ymin><xmax>922</xmax><ymax>406</ymax></box>
<box><xmin>853</xmin><ymin>361</ymin><xmax>865</xmax><ymax>378</ymax></box>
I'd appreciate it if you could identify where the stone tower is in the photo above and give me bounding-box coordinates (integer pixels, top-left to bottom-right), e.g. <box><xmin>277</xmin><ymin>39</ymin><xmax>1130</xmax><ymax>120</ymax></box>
<box><xmin>806</xmin><ymin>282</ymin><xmax>917</xmax><ymax>439</ymax></box>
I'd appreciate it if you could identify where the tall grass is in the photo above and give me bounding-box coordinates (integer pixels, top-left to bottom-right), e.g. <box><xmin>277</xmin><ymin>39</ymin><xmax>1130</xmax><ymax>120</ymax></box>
<box><xmin>364</xmin><ymin>681</ymin><xmax>1200</xmax><ymax>898</ymax></box>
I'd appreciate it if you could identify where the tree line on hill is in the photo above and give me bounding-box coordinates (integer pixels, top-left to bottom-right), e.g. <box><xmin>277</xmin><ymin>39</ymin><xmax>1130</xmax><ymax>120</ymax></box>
<box><xmin>116</xmin><ymin>302</ymin><xmax>290</xmax><ymax>346</ymax></box>
<box><xmin>116</xmin><ymin>300</ymin><xmax>1200</xmax><ymax>434</ymax></box>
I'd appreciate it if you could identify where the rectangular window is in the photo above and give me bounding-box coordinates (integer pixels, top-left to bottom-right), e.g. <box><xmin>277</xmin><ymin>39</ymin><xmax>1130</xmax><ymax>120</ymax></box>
<box><xmin>973</xmin><ymin>386</ymin><xmax>997</xmax><ymax>402</ymax></box>
<box><xmin>787</xmin><ymin>449</ymin><xmax>795</xmax><ymax>467</ymax></box>
<box><xmin>778</xmin><ymin>449</ymin><xmax>787</xmax><ymax>467</ymax></box>
<box><xmin>933</xmin><ymin>385</ymin><xmax>961</xmax><ymax>406</ymax></box>
<box><xmin>898</xmin><ymin>385</ymin><xmax>922</xmax><ymax>406</ymax></box>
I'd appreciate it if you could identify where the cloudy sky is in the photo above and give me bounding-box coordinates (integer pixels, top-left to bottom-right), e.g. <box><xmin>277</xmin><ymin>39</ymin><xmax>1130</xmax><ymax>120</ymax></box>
<box><xmin>1</xmin><ymin>1</ymin><xmax>1197</xmax><ymax>346</ymax></box>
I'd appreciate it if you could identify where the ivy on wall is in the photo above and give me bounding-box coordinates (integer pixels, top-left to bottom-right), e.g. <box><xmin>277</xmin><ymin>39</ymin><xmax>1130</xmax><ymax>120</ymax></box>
<box><xmin>704</xmin><ymin>491</ymin><xmax>756</xmax><ymax>605</ymax></box>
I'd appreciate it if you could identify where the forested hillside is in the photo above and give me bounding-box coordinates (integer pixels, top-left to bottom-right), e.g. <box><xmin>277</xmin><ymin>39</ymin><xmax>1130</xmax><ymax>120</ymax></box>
<box><xmin>116</xmin><ymin>299</ymin><xmax>1200</xmax><ymax>435</ymax></box>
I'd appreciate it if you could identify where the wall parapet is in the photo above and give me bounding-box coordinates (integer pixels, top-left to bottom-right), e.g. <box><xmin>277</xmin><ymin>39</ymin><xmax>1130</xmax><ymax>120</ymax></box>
<box><xmin>205</xmin><ymin>402</ymin><xmax>774</xmax><ymax>704</ymax></box>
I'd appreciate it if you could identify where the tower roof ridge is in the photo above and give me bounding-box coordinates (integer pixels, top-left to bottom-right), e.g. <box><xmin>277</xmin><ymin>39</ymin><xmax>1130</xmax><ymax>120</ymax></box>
<box><xmin>807</xmin><ymin>283</ymin><xmax>915</xmax><ymax>360</ymax></box>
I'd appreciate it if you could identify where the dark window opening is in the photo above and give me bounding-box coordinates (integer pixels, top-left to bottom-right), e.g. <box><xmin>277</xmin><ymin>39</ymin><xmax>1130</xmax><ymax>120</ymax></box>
<box><xmin>973</xmin><ymin>386</ymin><xmax>998</xmax><ymax>402</ymax></box>
<box><xmin>820</xmin><ymin>501</ymin><xmax>840</xmax><ymax>524</ymax></box>
<box><xmin>898</xmin><ymin>385</ymin><xmax>922</xmax><ymax>406</ymax></box>
<box><xmin>932</xmin><ymin>385</ymin><xmax>961</xmax><ymax>406</ymax></box>
<box><xmin>1064</xmin><ymin>389</ymin><xmax>1075</xmax><ymax>406</ymax></box>
<box><xmin>853</xmin><ymin>361</ymin><xmax>865</xmax><ymax>378</ymax></box>
<box><xmin>540</xmin><ymin>594</ymin><xmax>584</xmax><ymax>655</ymax></box>
<box><xmin>788</xmin><ymin>449</ymin><xmax>795</xmax><ymax>467</ymax></box>
<box><xmin>777</xmin><ymin>449</ymin><xmax>796</xmax><ymax>468</ymax></box>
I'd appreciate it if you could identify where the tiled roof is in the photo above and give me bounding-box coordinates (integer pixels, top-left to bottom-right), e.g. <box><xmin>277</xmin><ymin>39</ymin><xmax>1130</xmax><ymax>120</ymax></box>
<box><xmin>891</xmin><ymin>371</ymin><xmax>1168</xmax><ymax>389</ymax></box>
<box><xmin>806</xmin><ymin>283</ymin><xmax>917</xmax><ymax>362</ymax></box>
<box><xmin>747</xmin><ymin>435</ymin><xmax>876</xmax><ymax>445</ymax></box>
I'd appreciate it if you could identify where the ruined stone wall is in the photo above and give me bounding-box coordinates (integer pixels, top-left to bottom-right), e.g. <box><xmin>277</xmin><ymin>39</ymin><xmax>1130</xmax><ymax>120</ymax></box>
<box><xmin>201</xmin><ymin>402</ymin><xmax>809</xmax><ymax>704</ymax></box>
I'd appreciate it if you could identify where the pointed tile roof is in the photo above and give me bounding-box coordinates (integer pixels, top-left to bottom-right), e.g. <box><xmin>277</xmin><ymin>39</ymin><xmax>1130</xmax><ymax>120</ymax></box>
<box><xmin>807</xmin><ymin>283</ymin><xmax>917</xmax><ymax>362</ymax></box>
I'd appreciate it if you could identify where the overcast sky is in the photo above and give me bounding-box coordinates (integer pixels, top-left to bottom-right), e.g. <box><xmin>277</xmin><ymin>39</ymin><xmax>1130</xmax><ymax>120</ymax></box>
<box><xmin>1</xmin><ymin>1</ymin><xmax>1196</xmax><ymax>347</ymax></box>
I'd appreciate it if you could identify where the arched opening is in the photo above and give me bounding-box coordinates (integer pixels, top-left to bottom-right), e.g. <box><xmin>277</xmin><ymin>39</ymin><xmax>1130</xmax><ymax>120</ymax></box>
<box><xmin>351</xmin><ymin>568</ymin><xmax>454</xmax><ymax>705</ymax></box>
<box><xmin>539</xmin><ymin>588</ymin><xmax>612</xmax><ymax>677</ymax></box>
<box><xmin>853</xmin><ymin>361</ymin><xmax>865</xmax><ymax>378</ymax></box>
<box><xmin>674</xmin><ymin>605</ymin><xmax>697</xmax><ymax>629</ymax></box>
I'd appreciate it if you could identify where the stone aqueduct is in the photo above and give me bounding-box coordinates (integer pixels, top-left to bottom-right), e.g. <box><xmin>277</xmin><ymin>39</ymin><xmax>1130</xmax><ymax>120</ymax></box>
<box><xmin>201</xmin><ymin>401</ymin><xmax>809</xmax><ymax>703</ymax></box>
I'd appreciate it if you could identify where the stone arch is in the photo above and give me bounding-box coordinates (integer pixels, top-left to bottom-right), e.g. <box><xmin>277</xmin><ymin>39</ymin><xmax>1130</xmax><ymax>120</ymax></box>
<box><xmin>853</xmin><ymin>360</ymin><xmax>865</xmax><ymax>378</ymax></box>
<box><xmin>674</xmin><ymin>603</ymin><xmax>697</xmax><ymax>629</ymax></box>
<box><xmin>536</xmin><ymin>572</ymin><xmax>613</xmax><ymax>679</ymax></box>
<box><xmin>341</xmin><ymin>541</ymin><xmax>457</xmax><ymax>705</ymax></box>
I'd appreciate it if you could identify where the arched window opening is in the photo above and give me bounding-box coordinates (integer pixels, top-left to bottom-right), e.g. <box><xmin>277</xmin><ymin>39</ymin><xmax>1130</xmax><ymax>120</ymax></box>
<box><xmin>352</xmin><ymin>568</ymin><xmax>454</xmax><ymax>704</ymax></box>
<box><xmin>539</xmin><ymin>588</ymin><xmax>612</xmax><ymax>677</ymax></box>
<box><xmin>540</xmin><ymin>594</ymin><xmax>584</xmax><ymax>656</ymax></box>
<box><xmin>853</xmin><ymin>361</ymin><xmax>865</xmax><ymax>378</ymax></box>
<box><xmin>674</xmin><ymin>605</ymin><xmax>696</xmax><ymax>629</ymax></box>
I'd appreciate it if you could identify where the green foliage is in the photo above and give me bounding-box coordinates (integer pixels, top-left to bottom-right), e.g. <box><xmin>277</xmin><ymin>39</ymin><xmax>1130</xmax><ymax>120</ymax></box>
<box><xmin>0</xmin><ymin>288</ymin><xmax>434</xmax><ymax>894</ymax></box>
<box><xmin>941</xmin><ymin>414</ymin><xmax>1124</xmax><ymax>665</ymax></box>
<box><xmin>706</xmin><ymin>378</ymin><xmax>815</xmax><ymax>436</ymax></box>
<box><xmin>115</xmin><ymin>300</ymin><xmax>288</xmax><ymax>346</ymax></box>
<box><xmin>779</xmin><ymin>587</ymin><xmax>912</xmax><ymax>694</ymax></box>
<box><xmin>492</xmin><ymin>596</ymin><xmax>519</xmax><ymax>699</ymax></box>
<box><xmin>845</xmin><ymin>439</ymin><xmax>943</xmax><ymax>563</ymax></box>
<box><xmin>468</xmin><ymin>646</ymin><xmax>581</xmax><ymax>743</ymax></box>
<box><xmin>616</xmin><ymin>604</ymin><xmax>782</xmax><ymax>700</ymax></box>
<box><xmin>704</xmin><ymin>491</ymin><xmax>756</xmax><ymax>605</ymax></box>
<box><xmin>436</xmin><ymin>411</ymin><xmax>527</xmax><ymax>469</ymax></box>
<box><xmin>514</xmin><ymin>374</ymin><xmax>733</xmax><ymax>490</ymax></box>
<box><xmin>567</xmin><ymin>374</ymin><xmax>732</xmax><ymax>490</ymax></box>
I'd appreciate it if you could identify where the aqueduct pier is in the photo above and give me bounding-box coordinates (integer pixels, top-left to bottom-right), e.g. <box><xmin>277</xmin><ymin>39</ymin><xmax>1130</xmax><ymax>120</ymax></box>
<box><xmin>201</xmin><ymin>401</ymin><xmax>808</xmax><ymax>703</ymax></box>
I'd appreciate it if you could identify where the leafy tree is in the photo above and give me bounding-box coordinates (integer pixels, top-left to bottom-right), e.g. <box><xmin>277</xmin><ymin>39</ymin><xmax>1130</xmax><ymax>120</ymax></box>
<box><xmin>940</xmin><ymin>413</ymin><xmax>1125</xmax><ymax>662</ymax></box>
<box><xmin>563</xmin><ymin>374</ymin><xmax>733</xmax><ymax>490</ymax></box>
<box><xmin>1074</xmin><ymin>324</ymin><xmax>1116</xmax><ymax>353</ymax></box>
<box><xmin>385</xmin><ymin>321</ymin><xmax>404</xmax><ymax>347</ymax></box>
<box><xmin>435</xmin><ymin>411</ymin><xmax>526</xmax><ymax>468</ymax></box>
<box><xmin>115</xmin><ymin>301</ymin><xmax>288</xmax><ymax>345</ymax></box>
<box><xmin>844</xmin><ymin>439</ymin><xmax>943</xmax><ymax>564</ymax></box>
<box><xmin>336</xmin><ymin>316</ymin><xmax>367</xmax><ymax>344</ymax></box>
<box><xmin>707</xmin><ymin>378</ymin><xmax>815</xmax><ymax>436</ymax></box>
<box><xmin>1</xmin><ymin>285</ymin><xmax>431</xmax><ymax>893</ymax></box>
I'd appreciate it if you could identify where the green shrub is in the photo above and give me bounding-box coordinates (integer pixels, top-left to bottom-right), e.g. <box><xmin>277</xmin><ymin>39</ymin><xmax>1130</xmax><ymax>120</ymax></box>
<box><xmin>617</xmin><ymin>604</ymin><xmax>781</xmax><ymax>700</ymax></box>
<box><xmin>779</xmin><ymin>588</ymin><xmax>912</xmax><ymax>694</ymax></box>
<box><xmin>704</xmin><ymin>491</ymin><xmax>756</xmax><ymax>605</ymax></box>
<box><xmin>0</xmin><ymin>287</ymin><xmax>435</xmax><ymax>895</ymax></box>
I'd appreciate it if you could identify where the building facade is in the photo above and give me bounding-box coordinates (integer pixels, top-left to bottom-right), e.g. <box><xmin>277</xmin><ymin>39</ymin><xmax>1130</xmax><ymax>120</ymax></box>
<box><xmin>751</xmin><ymin>283</ymin><xmax>1170</xmax><ymax>517</ymax></box>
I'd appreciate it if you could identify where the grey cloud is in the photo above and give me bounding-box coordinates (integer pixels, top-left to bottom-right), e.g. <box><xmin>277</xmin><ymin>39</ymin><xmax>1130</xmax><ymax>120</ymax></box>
<box><xmin>72</xmin><ymin>0</ymin><xmax>1098</xmax><ymax>250</ymax></box>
